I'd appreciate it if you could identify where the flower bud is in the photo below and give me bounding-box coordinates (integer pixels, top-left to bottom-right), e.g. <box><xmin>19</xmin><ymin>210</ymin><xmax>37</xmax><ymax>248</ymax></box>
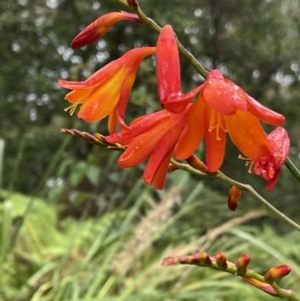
<box><xmin>71</xmin><ymin>12</ymin><xmax>140</xmax><ymax>49</ymax></box>
<box><xmin>93</xmin><ymin>133</ymin><xmax>108</xmax><ymax>143</ymax></box>
<box><xmin>186</xmin><ymin>155</ymin><xmax>208</xmax><ymax>172</ymax></box>
<box><xmin>236</xmin><ymin>254</ymin><xmax>250</xmax><ymax>275</ymax></box>
<box><xmin>227</xmin><ymin>186</ymin><xmax>242</xmax><ymax>211</ymax></box>
<box><xmin>127</xmin><ymin>0</ymin><xmax>139</xmax><ymax>8</ymax></box>
<box><xmin>216</xmin><ymin>252</ymin><xmax>227</xmax><ymax>268</ymax></box>
<box><xmin>264</xmin><ymin>264</ymin><xmax>291</xmax><ymax>283</ymax></box>
<box><xmin>242</xmin><ymin>277</ymin><xmax>278</xmax><ymax>296</ymax></box>
<box><xmin>199</xmin><ymin>252</ymin><xmax>212</xmax><ymax>265</ymax></box>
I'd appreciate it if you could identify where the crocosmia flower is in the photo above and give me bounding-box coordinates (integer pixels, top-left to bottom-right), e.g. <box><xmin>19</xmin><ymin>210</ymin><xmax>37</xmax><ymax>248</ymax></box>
<box><xmin>156</xmin><ymin>25</ymin><xmax>201</xmax><ymax>113</ymax></box>
<box><xmin>175</xmin><ymin>69</ymin><xmax>285</xmax><ymax>172</ymax></box>
<box><xmin>252</xmin><ymin>127</ymin><xmax>290</xmax><ymax>191</ymax></box>
<box><xmin>58</xmin><ymin>47</ymin><xmax>155</xmax><ymax>133</ymax></box>
<box><xmin>71</xmin><ymin>11</ymin><xmax>140</xmax><ymax>49</ymax></box>
<box><xmin>106</xmin><ymin>106</ymin><xmax>193</xmax><ymax>189</ymax></box>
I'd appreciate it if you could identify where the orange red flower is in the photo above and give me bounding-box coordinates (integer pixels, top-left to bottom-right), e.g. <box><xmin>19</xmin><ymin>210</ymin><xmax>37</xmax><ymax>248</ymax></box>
<box><xmin>174</xmin><ymin>69</ymin><xmax>285</xmax><ymax>172</ymax></box>
<box><xmin>71</xmin><ymin>11</ymin><xmax>140</xmax><ymax>49</ymax></box>
<box><xmin>105</xmin><ymin>106</ymin><xmax>192</xmax><ymax>189</ymax></box>
<box><xmin>58</xmin><ymin>47</ymin><xmax>155</xmax><ymax>133</ymax></box>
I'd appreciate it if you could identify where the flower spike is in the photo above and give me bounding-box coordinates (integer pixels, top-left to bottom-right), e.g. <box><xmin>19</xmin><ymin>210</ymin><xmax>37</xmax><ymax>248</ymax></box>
<box><xmin>71</xmin><ymin>11</ymin><xmax>141</xmax><ymax>49</ymax></box>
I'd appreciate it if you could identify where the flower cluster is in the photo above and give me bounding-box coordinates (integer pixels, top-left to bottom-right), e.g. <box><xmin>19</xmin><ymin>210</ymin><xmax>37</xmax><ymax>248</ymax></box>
<box><xmin>59</xmin><ymin>11</ymin><xmax>289</xmax><ymax>190</ymax></box>
<box><xmin>162</xmin><ymin>251</ymin><xmax>292</xmax><ymax>297</ymax></box>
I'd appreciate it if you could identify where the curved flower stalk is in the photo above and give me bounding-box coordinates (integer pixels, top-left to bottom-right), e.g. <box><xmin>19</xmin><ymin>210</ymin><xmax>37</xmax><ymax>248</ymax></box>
<box><xmin>162</xmin><ymin>252</ymin><xmax>298</xmax><ymax>300</ymax></box>
<box><xmin>59</xmin><ymin>47</ymin><xmax>155</xmax><ymax>133</ymax></box>
<box><xmin>175</xmin><ymin>70</ymin><xmax>285</xmax><ymax>172</ymax></box>
<box><xmin>71</xmin><ymin>11</ymin><xmax>141</xmax><ymax>49</ymax></box>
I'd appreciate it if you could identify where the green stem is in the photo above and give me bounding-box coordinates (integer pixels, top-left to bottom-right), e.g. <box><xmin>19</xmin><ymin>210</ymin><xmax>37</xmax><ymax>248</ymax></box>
<box><xmin>285</xmin><ymin>157</ymin><xmax>300</xmax><ymax>184</ymax></box>
<box><xmin>170</xmin><ymin>159</ymin><xmax>300</xmax><ymax>232</ymax></box>
<box><xmin>271</xmin><ymin>282</ymin><xmax>300</xmax><ymax>301</ymax></box>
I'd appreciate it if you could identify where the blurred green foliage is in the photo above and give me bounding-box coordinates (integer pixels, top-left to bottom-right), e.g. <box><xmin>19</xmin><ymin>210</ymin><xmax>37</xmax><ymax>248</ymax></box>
<box><xmin>0</xmin><ymin>0</ymin><xmax>300</xmax><ymax>300</ymax></box>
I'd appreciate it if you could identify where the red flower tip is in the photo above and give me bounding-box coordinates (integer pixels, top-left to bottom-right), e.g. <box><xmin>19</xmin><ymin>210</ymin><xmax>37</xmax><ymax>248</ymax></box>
<box><xmin>71</xmin><ymin>11</ymin><xmax>140</xmax><ymax>49</ymax></box>
<box><xmin>216</xmin><ymin>252</ymin><xmax>227</xmax><ymax>268</ymax></box>
<box><xmin>264</xmin><ymin>264</ymin><xmax>291</xmax><ymax>283</ymax></box>
<box><xmin>236</xmin><ymin>254</ymin><xmax>251</xmax><ymax>275</ymax></box>
<box><xmin>252</xmin><ymin>127</ymin><xmax>290</xmax><ymax>191</ymax></box>
<box><xmin>227</xmin><ymin>186</ymin><xmax>242</xmax><ymax>211</ymax></box>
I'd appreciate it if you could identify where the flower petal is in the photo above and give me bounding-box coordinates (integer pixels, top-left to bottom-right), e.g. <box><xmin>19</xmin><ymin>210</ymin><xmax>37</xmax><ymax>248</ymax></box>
<box><xmin>204</xmin><ymin>125</ymin><xmax>226</xmax><ymax>172</ymax></box>
<box><xmin>64</xmin><ymin>89</ymin><xmax>91</xmax><ymax>104</ymax></box>
<box><xmin>144</xmin><ymin>126</ymin><xmax>182</xmax><ymax>188</ymax></box>
<box><xmin>156</xmin><ymin>25</ymin><xmax>181</xmax><ymax>103</ymax></box>
<box><xmin>174</xmin><ymin>99</ymin><xmax>206</xmax><ymax>159</ymax></box>
<box><xmin>203</xmin><ymin>79</ymin><xmax>247</xmax><ymax>115</ymax></box>
<box><xmin>71</xmin><ymin>12</ymin><xmax>141</xmax><ymax>49</ymax></box>
<box><xmin>224</xmin><ymin>110</ymin><xmax>272</xmax><ymax>160</ymax></box>
<box><xmin>246</xmin><ymin>95</ymin><xmax>285</xmax><ymax>126</ymax></box>
<box><xmin>151</xmin><ymin>152</ymin><xmax>173</xmax><ymax>189</ymax></box>
<box><xmin>267</xmin><ymin>126</ymin><xmax>290</xmax><ymax>167</ymax></box>
<box><xmin>108</xmin><ymin>109</ymin><xmax>118</xmax><ymax>134</ymax></box>
<box><xmin>118</xmin><ymin>129</ymin><xmax>164</xmax><ymax>167</ymax></box>
<box><xmin>163</xmin><ymin>85</ymin><xmax>202</xmax><ymax>113</ymax></box>
<box><xmin>77</xmin><ymin>69</ymin><xmax>125</xmax><ymax>122</ymax></box>
<box><xmin>106</xmin><ymin>110</ymin><xmax>169</xmax><ymax>144</ymax></box>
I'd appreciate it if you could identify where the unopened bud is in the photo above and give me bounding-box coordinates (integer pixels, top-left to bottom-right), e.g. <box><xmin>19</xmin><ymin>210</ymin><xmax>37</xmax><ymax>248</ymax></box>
<box><xmin>186</xmin><ymin>155</ymin><xmax>208</xmax><ymax>172</ymax></box>
<box><xmin>93</xmin><ymin>133</ymin><xmax>108</xmax><ymax>143</ymax></box>
<box><xmin>228</xmin><ymin>186</ymin><xmax>242</xmax><ymax>211</ymax></box>
<box><xmin>264</xmin><ymin>264</ymin><xmax>291</xmax><ymax>283</ymax></box>
<box><xmin>199</xmin><ymin>252</ymin><xmax>211</xmax><ymax>265</ymax></box>
<box><xmin>236</xmin><ymin>254</ymin><xmax>250</xmax><ymax>275</ymax></box>
<box><xmin>127</xmin><ymin>0</ymin><xmax>139</xmax><ymax>8</ymax></box>
<box><xmin>242</xmin><ymin>277</ymin><xmax>278</xmax><ymax>296</ymax></box>
<box><xmin>216</xmin><ymin>252</ymin><xmax>227</xmax><ymax>268</ymax></box>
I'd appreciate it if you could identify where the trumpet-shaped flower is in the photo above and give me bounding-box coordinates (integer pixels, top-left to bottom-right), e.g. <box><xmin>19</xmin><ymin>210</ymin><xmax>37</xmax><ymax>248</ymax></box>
<box><xmin>251</xmin><ymin>127</ymin><xmax>290</xmax><ymax>191</ymax></box>
<box><xmin>71</xmin><ymin>11</ymin><xmax>140</xmax><ymax>49</ymax></box>
<box><xmin>59</xmin><ymin>47</ymin><xmax>155</xmax><ymax>133</ymax></box>
<box><xmin>106</xmin><ymin>106</ymin><xmax>194</xmax><ymax>189</ymax></box>
<box><xmin>156</xmin><ymin>25</ymin><xmax>201</xmax><ymax>113</ymax></box>
<box><xmin>174</xmin><ymin>69</ymin><xmax>285</xmax><ymax>172</ymax></box>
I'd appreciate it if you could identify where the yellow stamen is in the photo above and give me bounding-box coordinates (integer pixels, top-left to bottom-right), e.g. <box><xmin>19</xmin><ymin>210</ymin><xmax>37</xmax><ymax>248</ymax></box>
<box><xmin>64</xmin><ymin>101</ymin><xmax>81</xmax><ymax>116</ymax></box>
<box><xmin>238</xmin><ymin>154</ymin><xmax>253</xmax><ymax>173</ymax></box>
<box><xmin>208</xmin><ymin>112</ymin><xmax>228</xmax><ymax>140</ymax></box>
